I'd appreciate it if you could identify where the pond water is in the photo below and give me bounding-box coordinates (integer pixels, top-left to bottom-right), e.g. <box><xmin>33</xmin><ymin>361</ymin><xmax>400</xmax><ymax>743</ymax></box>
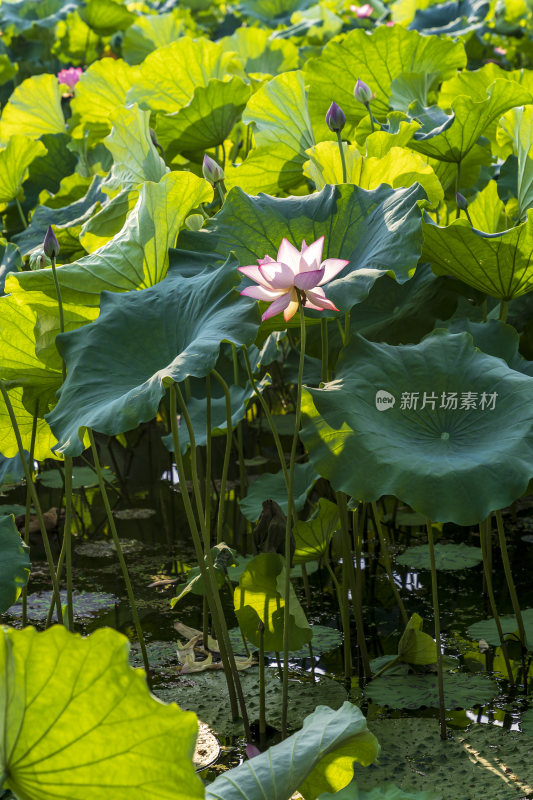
<box><xmin>3</xmin><ymin>422</ymin><xmax>533</xmax><ymax>798</ymax></box>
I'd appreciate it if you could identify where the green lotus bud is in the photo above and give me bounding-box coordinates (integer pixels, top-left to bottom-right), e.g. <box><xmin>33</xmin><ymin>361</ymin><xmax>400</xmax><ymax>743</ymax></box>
<box><xmin>202</xmin><ymin>154</ymin><xmax>224</xmax><ymax>185</ymax></box>
<box><xmin>354</xmin><ymin>79</ymin><xmax>375</xmax><ymax>107</ymax></box>
<box><xmin>43</xmin><ymin>225</ymin><xmax>59</xmax><ymax>259</ymax></box>
<box><xmin>456</xmin><ymin>191</ymin><xmax>468</xmax><ymax>210</ymax></box>
<box><xmin>326</xmin><ymin>101</ymin><xmax>346</xmax><ymax>133</ymax></box>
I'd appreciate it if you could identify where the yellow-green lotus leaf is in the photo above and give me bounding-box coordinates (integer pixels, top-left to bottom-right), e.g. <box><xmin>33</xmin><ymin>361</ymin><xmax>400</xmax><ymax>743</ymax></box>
<box><xmin>0</xmin><ymin>74</ymin><xmax>65</xmax><ymax>144</ymax></box>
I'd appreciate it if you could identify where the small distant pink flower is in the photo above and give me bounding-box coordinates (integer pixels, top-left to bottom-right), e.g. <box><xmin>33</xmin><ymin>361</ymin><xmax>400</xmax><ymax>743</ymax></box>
<box><xmin>239</xmin><ymin>236</ymin><xmax>348</xmax><ymax>323</ymax></box>
<box><xmin>57</xmin><ymin>67</ymin><xmax>82</xmax><ymax>90</ymax></box>
<box><xmin>494</xmin><ymin>46</ymin><xmax>507</xmax><ymax>56</ymax></box>
<box><xmin>385</xmin><ymin>20</ymin><xmax>395</xmax><ymax>26</ymax></box>
<box><xmin>350</xmin><ymin>3</ymin><xmax>373</xmax><ymax>17</ymax></box>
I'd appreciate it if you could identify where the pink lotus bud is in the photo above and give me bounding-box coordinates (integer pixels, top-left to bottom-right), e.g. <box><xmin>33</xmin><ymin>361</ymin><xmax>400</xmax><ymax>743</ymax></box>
<box><xmin>43</xmin><ymin>225</ymin><xmax>60</xmax><ymax>259</ymax></box>
<box><xmin>325</xmin><ymin>101</ymin><xmax>346</xmax><ymax>133</ymax></box>
<box><xmin>57</xmin><ymin>67</ymin><xmax>82</xmax><ymax>90</ymax></box>
<box><xmin>354</xmin><ymin>79</ymin><xmax>375</xmax><ymax>106</ymax></box>
<box><xmin>246</xmin><ymin>743</ymin><xmax>261</xmax><ymax>759</ymax></box>
<box><xmin>455</xmin><ymin>192</ymin><xmax>468</xmax><ymax>210</ymax></box>
<box><xmin>202</xmin><ymin>154</ymin><xmax>224</xmax><ymax>185</ymax></box>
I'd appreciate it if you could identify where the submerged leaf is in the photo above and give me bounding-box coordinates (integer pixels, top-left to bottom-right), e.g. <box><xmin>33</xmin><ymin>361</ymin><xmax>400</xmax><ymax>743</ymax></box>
<box><xmin>0</xmin><ymin>515</ymin><xmax>30</xmax><ymax>614</ymax></box>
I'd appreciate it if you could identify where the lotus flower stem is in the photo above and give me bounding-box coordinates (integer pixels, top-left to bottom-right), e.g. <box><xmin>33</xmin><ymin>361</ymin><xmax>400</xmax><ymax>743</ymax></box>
<box><xmin>216</xmin><ymin>182</ymin><xmax>226</xmax><ymax>206</ymax></box>
<box><xmin>171</xmin><ymin>383</ymin><xmax>251</xmax><ymax>737</ymax></box>
<box><xmin>368</xmin><ymin>108</ymin><xmax>375</xmax><ymax>133</ymax></box>
<box><xmin>324</xmin><ymin>555</ymin><xmax>351</xmax><ymax>665</ymax></box>
<box><xmin>344</xmin><ymin>312</ymin><xmax>350</xmax><ymax>346</ymax></box>
<box><xmin>0</xmin><ymin>381</ymin><xmax>63</xmax><ymax>625</ymax></box>
<box><xmin>281</xmin><ymin>295</ymin><xmax>307</xmax><ymax>738</ymax></box>
<box><xmin>320</xmin><ymin>318</ymin><xmax>329</xmax><ymax>382</ymax></box>
<box><xmin>87</xmin><ymin>429</ymin><xmax>151</xmax><ymax>685</ymax></box>
<box><xmin>336</xmin><ymin>493</ymin><xmax>354</xmax><ymax>685</ymax></box>
<box><xmin>258</xmin><ymin>621</ymin><xmax>266</xmax><ymax>749</ymax></box>
<box><xmin>212</xmin><ymin>369</ymin><xmax>233</xmax><ymax>544</ymax></box>
<box><xmin>425</xmin><ymin>519</ymin><xmax>447</xmax><ymax>740</ymax></box>
<box><xmin>205</xmin><ymin>374</ymin><xmax>212</xmax><ymax>535</ymax></box>
<box><xmin>479</xmin><ymin>518</ymin><xmax>515</xmax><ymax>686</ymax></box>
<box><xmin>499</xmin><ymin>300</ymin><xmax>508</xmax><ymax>323</ymax></box>
<box><xmin>22</xmin><ymin>401</ymin><xmax>38</xmax><ymax>627</ymax></box>
<box><xmin>495</xmin><ymin>510</ymin><xmax>527</xmax><ymax>670</ymax></box>
<box><xmin>232</xmin><ymin>344</ymin><xmax>248</xmax><ymax>499</ymax></box>
<box><xmin>63</xmin><ymin>458</ymin><xmax>74</xmax><ymax>629</ymax></box>
<box><xmin>15</xmin><ymin>197</ymin><xmax>27</xmax><ymax>229</ymax></box>
<box><xmin>371</xmin><ymin>502</ymin><xmax>408</xmax><ymax>625</ymax></box>
<box><xmin>336</xmin><ymin>131</ymin><xmax>348</xmax><ymax>183</ymax></box>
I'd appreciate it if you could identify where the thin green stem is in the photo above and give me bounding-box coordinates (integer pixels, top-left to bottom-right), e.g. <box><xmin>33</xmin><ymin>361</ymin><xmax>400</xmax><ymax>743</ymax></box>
<box><xmin>22</xmin><ymin>401</ymin><xmax>39</xmax><ymax>626</ymax></box>
<box><xmin>344</xmin><ymin>312</ymin><xmax>350</xmax><ymax>346</ymax></box>
<box><xmin>320</xmin><ymin>318</ymin><xmax>328</xmax><ymax>383</ymax></box>
<box><xmin>336</xmin><ymin>131</ymin><xmax>347</xmax><ymax>183</ymax></box>
<box><xmin>367</xmin><ymin>106</ymin><xmax>374</xmax><ymax>133</ymax></box>
<box><xmin>205</xmin><ymin>374</ymin><xmax>212</xmax><ymax>537</ymax></box>
<box><xmin>50</xmin><ymin>255</ymin><xmax>66</xmax><ymax>383</ymax></box>
<box><xmin>371</xmin><ymin>502</ymin><xmax>408</xmax><ymax>625</ymax></box>
<box><xmin>0</xmin><ymin>381</ymin><xmax>63</xmax><ymax>625</ymax></box>
<box><xmin>212</xmin><ymin>369</ymin><xmax>232</xmax><ymax>544</ymax></box>
<box><xmin>499</xmin><ymin>299</ymin><xmax>509</xmax><ymax>323</ymax></box>
<box><xmin>64</xmin><ymin>455</ymin><xmax>74</xmax><ymax>630</ymax></box>
<box><xmin>216</xmin><ymin>182</ymin><xmax>225</xmax><ymax>206</ymax></box>
<box><xmin>281</xmin><ymin>297</ymin><xmax>306</xmax><ymax>738</ymax></box>
<box><xmin>259</xmin><ymin>621</ymin><xmax>266</xmax><ymax>750</ymax></box>
<box><xmin>231</xmin><ymin>345</ymin><xmax>248</xmax><ymax>500</ymax></box>
<box><xmin>426</xmin><ymin>519</ymin><xmax>446</xmax><ymax>740</ymax></box>
<box><xmin>495</xmin><ymin>510</ymin><xmax>527</xmax><ymax>653</ymax></box>
<box><xmin>15</xmin><ymin>197</ymin><xmax>27</xmax><ymax>229</ymax></box>
<box><xmin>88</xmin><ymin>429</ymin><xmax>151</xmax><ymax>685</ymax></box>
<box><xmin>479</xmin><ymin>518</ymin><xmax>515</xmax><ymax>686</ymax></box>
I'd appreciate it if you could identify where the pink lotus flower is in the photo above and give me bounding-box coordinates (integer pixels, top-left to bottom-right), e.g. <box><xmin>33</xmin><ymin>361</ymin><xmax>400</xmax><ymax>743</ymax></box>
<box><xmin>57</xmin><ymin>67</ymin><xmax>82</xmax><ymax>90</ymax></box>
<box><xmin>239</xmin><ymin>237</ymin><xmax>348</xmax><ymax>322</ymax></box>
<box><xmin>350</xmin><ymin>3</ymin><xmax>373</xmax><ymax>17</ymax></box>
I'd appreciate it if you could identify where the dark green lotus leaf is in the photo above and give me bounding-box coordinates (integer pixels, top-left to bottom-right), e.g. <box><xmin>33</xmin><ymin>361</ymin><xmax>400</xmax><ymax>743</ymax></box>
<box><xmin>121</xmin><ymin>13</ymin><xmax>190</xmax><ymax>65</ymax></box>
<box><xmin>300</xmin><ymin>332</ymin><xmax>533</xmax><ymax>525</ymax></box>
<box><xmin>0</xmin><ymin>0</ymin><xmax>81</xmax><ymax>35</ymax></box>
<box><xmin>234</xmin><ymin>553</ymin><xmax>311</xmax><ymax>652</ymax></box>
<box><xmin>219</xmin><ymin>27</ymin><xmax>298</xmax><ymax>76</ymax></box>
<box><xmin>229</xmin><ymin>623</ymin><xmax>342</xmax><ymax>658</ymax></box>
<box><xmin>319</xmin><ymin>780</ymin><xmax>442</xmax><ymax>799</ymax></box>
<box><xmin>366</xmin><ymin>672</ymin><xmax>497</xmax><ymax>709</ymax></box>
<box><xmin>79</xmin><ymin>0</ymin><xmax>134</xmax><ymax>35</ymax></box>
<box><xmin>410</xmin><ymin>0</ymin><xmax>489</xmax><ymax>35</ymax></box>
<box><xmin>128</xmin><ymin>640</ymin><xmax>177</xmax><ymax>670</ymax></box>
<box><xmin>354</xmin><ymin>718</ymin><xmax>533</xmax><ymax>800</ymax></box>
<box><xmin>37</xmin><ymin>465</ymin><xmax>114</xmax><ymax>489</ymax></box>
<box><xmin>171</xmin><ymin>544</ymin><xmax>234</xmax><ymax>606</ymax></box>
<box><xmin>113</xmin><ymin>508</ymin><xmax>156</xmax><ymax>520</ymax></box>
<box><xmin>0</xmin><ymin>453</ymin><xmax>24</xmax><ymax>486</ymax></box>
<box><xmin>397</xmin><ymin>543</ymin><xmax>482</xmax><ymax>571</ymax></box>
<box><xmin>0</xmin><ymin>514</ymin><xmax>30</xmax><ymax>614</ymax></box>
<box><xmin>0</xmin><ymin>238</ymin><xmax>21</xmax><ymax>296</ymax></box>
<box><xmin>443</xmin><ymin>319</ymin><xmax>533</xmax><ymax>376</ymax></box>
<box><xmin>304</xmin><ymin>26</ymin><xmax>465</xmax><ymax>139</ymax></box>
<box><xmin>22</xmin><ymin>133</ymin><xmax>78</xmax><ymax>212</ymax></box>
<box><xmin>156</xmin><ymin>77</ymin><xmax>251</xmax><ymax>159</ymax></box>
<box><xmin>177</xmin><ymin>183</ymin><xmax>426</xmax><ymax>314</ymax></box>
<box><xmin>76</xmin><ymin>537</ymin><xmax>144</xmax><ymax>558</ymax></box>
<box><xmin>240</xmin><ymin>462</ymin><xmax>318</xmax><ymax>522</ymax></box>
<box><xmin>522</xmin><ymin>708</ymin><xmax>533</xmax><ymax>737</ymax></box>
<box><xmin>0</xmin><ymin>626</ymin><xmax>202</xmax><ymax>800</ymax></box>
<box><xmin>0</xmin><ymin>504</ymin><xmax>26</xmax><ymax>516</ymax></box>
<box><xmin>6</xmin><ymin>589</ymin><xmax>118</xmax><ymax>621</ymax></box>
<box><xmin>293</xmin><ymin>498</ymin><xmax>339</xmax><ymax>564</ymax></box>
<box><xmin>238</xmin><ymin>0</ymin><xmax>312</xmax><ymax>23</ymax></box>
<box><xmin>467</xmin><ymin>608</ymin><xmax>533</xmax><ymax>648</ymax></box>
<box><xmin>46</xmin><ymin>261</ymin><xmax>260</xmax><ymax>455</ymax></box>
<box><xmin>423</xmin><ymin>212</ymin><xmax>533</xmax><ymax>300</ymax></box>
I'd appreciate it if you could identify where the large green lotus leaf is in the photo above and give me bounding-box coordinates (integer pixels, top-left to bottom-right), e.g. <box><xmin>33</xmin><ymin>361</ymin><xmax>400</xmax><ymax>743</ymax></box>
<box><xmin>22</xmin><ymin>132</ymin><xmax>78</xmax><ymax>209</ymax></box>
<box><xmin>522</xmin><ymin>708</ymin><xmax>533</xmax><ymax>737</ymax></box>
<box><xmin>70</xmin><ymin>58</ymin><xmax>138</xmax><ymax>138</ymax></box>
<box><xmin>496</xmin><ymin>106</ymin><xmax>533</xmax><ymax>222</ymax></box>
<box><xmin>219</xmin><ymin>27</ymin><xmax>298</xmax><ymax>76</ymax></box>
<box><xmin>225</xmin><ymin>142</ymin><xmax>305</xmax><ymax>195</ymax></box>
<box><xmin>354</xmin><ymin>718</ymin><xmax>533</xmax><ymax>800</ymax></box>
<box><xmin>79</xmin><ymin>189</ymin><xmax>138</xmax><ymax>253</ymax></box>
<box><xmin>7</xmin><ymin>171</ymin><xmax>212</xmax><ymax>312</ymax></box>
<box><xmin>438</xmin><ymin>62</ymin><xmax>533</xmax><ymax>108</ymax></box>
<box><xmin>397</xmin><ymin>614</ymin><xmax>436</xmax><ymax>666</ymax></box>
<box><xmin>409</xmin><ymin>80</ymin><xmax>532</xmax><ymax>163</ymax></box>
<box><xmin>79</xmin><ymin>0</ymin><xmax>134</xmax><ymax>35</ymax></box>
<box><xmin>122</xmin><ymin>12</ymin><xmax>195</xmax><ymax>65</ymax></box>
<box><xmin>467</xmin><ymin>608</ymin><xmax>533</xmax><ymax>648</ymax></box>
<box><xmin>127</xmin><ymin>37</ymin><xmax>242</xmax><ymax>114</ymax></box>
<box><xmin>206</xmin><ymin>701</ymin><xmax>378</xmax><ymax>800</ymax></box>
<box><xmin>293</xmin><ymin>498</ymin><xmax>339</xmax><ymax>564</ymax></box>
<box><xmin>0</xmin><ymin>385</ymin><xmax>59</xmax><ymax>461</ymax></box>
<box><xmin>442</xmin><ymin>319</ymin><xmax>533</xmax><ymax>377</ymax></box>
<box><xmin>155</xmin><ymin>77</ymin><xmax>251</xmax><ymax>159</ymax></box>
<box><xmin>0</xmin><ymin>514</ymin><xmax>29</xmax><ymax>614</ymax></box>
<box><xmin>46</xmin><ymin>262</ymin><xmax>260</xmax><ymax>455</ymax></box>
<box><xmin>0</xmin><ymin>625</ymin><xmax>203</xmax><ymax>800</ymax></box>
<box><xmin>238</xmin><ymin>0</ymin><xmax>312</xmax><ymax>22</ymax></box>
<box><xmin>234</xmin><ymin>553</ymin><xmax>311</xmax><ymax>652</ymax></box>
<box><xmin>300</xmin><ymin>332</ymin><xmax>533</xmax><ymax>525</ymax></box>
<box><xmin>239</xmin><ymin>462</ymin><xmax>317</xmax><ymax>522</ymax></box>
<box><xmin>397</xmin><ymin>543</ymin><xmax>483</xmax><ymax>571</ymax></box>
<box><xmin>177</xmin><ymin>183</ymin><xmax>426</xmax><ymax>313</ymax></box>
<box><xmin>319</xmin><ymin>782</ymin><xmax>441</xmax><ymax>799</ymax></box>
<box><xmin>304</xmin><ymin>27</ymin><xmax>465</xmax><ymax>139</ymax></box>
<box><xmin>0</xmin><ymin>74</ymin><xmax>65</xmax><ymax>144</ymax></box>
<box><xmin>465</xmin><ymin>180</ymin><xmax>507</xmax><ymax>233</ymax></box>
<box><xmin>366</xmin><ymin>672</ymin><xmax>497</xmax><ymax>710</ymax></box>
<box><xmin>0</xmin><ymin>240</ymin><xmax>22</xmax><ymax>296</ymax></box>
<box><xmin>37</xmin><ymin>464</ymin><xmax>114</xmax><ymax>489</ymax></box>
<box><xmin>52</xmin><ymin>8</ymin><xmax>100</xmax><ymax>65</ymax></box>
<box><xmin>410</xmin><ymin>0</ymin><xmax>488</xmax><ymax>35</ymax></box>
<box><xmin>422</xmin><ymin>211</ymin><xmax>533</xmax><ymax>300</ymax></box>
<box><xmin>304</xmin><ymin>142</ymin><xmax>443</xmax><ymax>207</ymax></box>
<box><xmin>0</xmin><ymin>0</ymin><xmax>81</xmax><ymax>35</ymax></box>
<box><xmin>0</xmin><ymin>136</ymin><xmax>46</xmax><ymax>205</ymax></box>
<box><xmin>104</xmin><ymin>103</ymin><xmax>167</xmax><ymax>190</ymax></box>
<box><xmin>229</xmin><ymin>623</ymin><xmax>342</xmax><ymax>658</ymax></box>
<box><xmin>6</xmin><ymin>589</ymin><xmax>117</xmax><ymax>622</ymax></box>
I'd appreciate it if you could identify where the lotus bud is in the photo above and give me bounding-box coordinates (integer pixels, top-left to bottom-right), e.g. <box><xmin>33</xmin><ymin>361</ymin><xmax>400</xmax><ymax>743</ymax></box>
<box><xmin>455</xmin><ymin>191</ymin><xmax>468</xmax><ymax>210</ymax></box>
<box><xmin>326</xmin><ymin>101</ymin><xmax>346</xmax><ymax>133</ymax></box>
<box><xmin>43</xmin><ymin>225</ymin><xmax>60</xmax><ymax>259</ymax></box>
<box><xmin>202</xmin><ymin>154</ymin><xmax>224</xmax><ymax>185</ymax></box>
<box><xmin>246</xmin><ymin>743</ymin><xmax>261</xmax><ymax>759</ymax></box>
<box><xmin>354</xmin><ymin>79</ymin><xmax>374</xmax><ymax>107</ymax></box>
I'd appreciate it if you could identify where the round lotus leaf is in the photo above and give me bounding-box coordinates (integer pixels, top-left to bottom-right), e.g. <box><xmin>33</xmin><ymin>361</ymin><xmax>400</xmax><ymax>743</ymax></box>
<box><xmin>0</xmin><ymin>504</ymin><xmax>26</xmax><ymax>516</ymax></box>
<box><xmin>113</xmin><ymin>508</ymin><xmax>156</xmax><ymax>520</ymax></box>
<box><xmin>522</xmin><ymin>708</ymin><xmax>533</xmax><ymax>737</ymax></box>
<box><xmin>37</xmin><ymin>465</ymin><xmax>115</xmax><ymax>489</ymax></box>
<box><xmin>76</xmin><ymin>537</ymin><xmax>144</xmax><ymax>558</ymax></box>
<box><xmin>467</xmin><ymin>608</ymin><xmax>533</xmax><ymax>648</ymax></box>
<box><xmin>129</xmin><ymin>640</ymin><xmax>177</xmax><ymax>669</ymax></box>
<box><xmin>156</xmin><ymin>668</ymin><xmax>346</xmax><ymax>736</ymax></box>
<box><xmin>397</xmin><ymin>543</ymin><xmax>483</xmax><ymax>571</ymax></box>
<box><xmin>365</xmin><ymin>672</ymin><xmax>497</xmax><ymax>709</ymax></box>
<box><xmin>355</xmin><ymin>718</ymin><xmax>533</xmax><ymax>800</ymax></box>
<box><xmin>300</xmin><ymin>331</ymin><xmax>533</xmax><ymax>525</ymax></box>
<box><xmin>228</xmin><ymin>624</ymin><xmax>342</xmax><ymax>658</ymax></box>
<box><xmin>320</xmin><ymin>780</ymin><xmax>442</xmax><ymax>799</ymax></box>
<box><xmin>46</xmin><ymin>261</ymin><xmax>260</xmax><ymax>455</ymax></box>
<box><xmin>6</xmin><ymin>589</ymin><xmax>118</xmax><ymax>621</ymax></box>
